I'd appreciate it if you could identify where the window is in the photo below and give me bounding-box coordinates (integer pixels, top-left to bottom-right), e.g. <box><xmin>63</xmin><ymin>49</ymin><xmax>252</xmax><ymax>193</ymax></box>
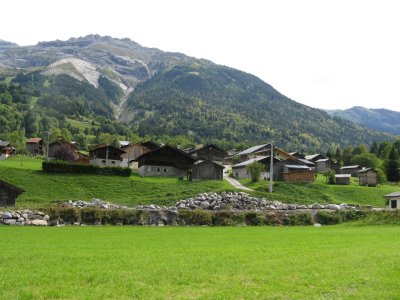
<box><xmin>102</xmin><ymin>160</ymin><xmax>106</xmax><ymax>163</ymax></box>
<box><xmin>164</xmin><ymin>168</ymin><xmax>167</xmax><ymax>172</ymax></box>
<box><xmin>111</xmin><ymin>161</ymin><xmax>115</xmax><ymax>164</ymax></box>
<box><xmin>157</xmin><ymin>168</ymin><xmax>160</xmax><ymax>172</ymax></box>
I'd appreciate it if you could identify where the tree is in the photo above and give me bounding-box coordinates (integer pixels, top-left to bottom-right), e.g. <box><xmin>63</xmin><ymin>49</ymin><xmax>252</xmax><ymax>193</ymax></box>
<box><xmin>370</xmin><ymin>141</ymin><xmax>378</xmax><ymax>154</ymax></box>
<box><xmin>342</xmin><ymin>146</ymin><xmax>353</xmax><ymax>165</ymax></box>
<box><xmin>352</xmin><ymin>144</ymin><xmax>368</xmax><ymax>156</ymax></box>
<box><xmin>386</xmin><ymin>147</ymin><xmax>400</xmax><ymax>182</ymax></box>
<box><xmin>246</xmin><ymin>161</ymin><xmax>265</xmax><ymax>182</ymax></box>
<box><xmin>351</xmin><ymin>153</ymin><xmax>382</xmax><ymax>169</ymax></box>
<box><xmin>323</xmin><ymin>169</ymin><xmax>335</xmax><ymax>184</ymax></box>
<box><xmin>53</xmin><ymin>144</ymin><xmax>77</xmax><ymax>162</ymax></box>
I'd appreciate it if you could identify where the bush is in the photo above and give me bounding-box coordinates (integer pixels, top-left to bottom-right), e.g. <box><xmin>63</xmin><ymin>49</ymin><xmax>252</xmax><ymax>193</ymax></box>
<box><xmin>212</xmin><ymin>211</ymin><xmax>244</xmax><ymax>226</ymax></box>
<box><xmin>245</xmin><ymin>212</ymin><xmax>265</xmax><ymax>225</ymax></box>
<box><xmin>178</xmin><ymin>210</ymin><xmax>212</xmax><ymax>225</ymax></box>
<box><xmin>284</xmin><ymin>213</ymin><xmax>314</xmax><ymax>226</ymax></box>
<box><xmin>42</xmin><ymin>160</ymin><xmax>132</xmax><ymax>176</ymax></box>
<box><xmin>315</xmin><ymin>211</ymin><xmax>341</xmax><ymax>225</ymax></box>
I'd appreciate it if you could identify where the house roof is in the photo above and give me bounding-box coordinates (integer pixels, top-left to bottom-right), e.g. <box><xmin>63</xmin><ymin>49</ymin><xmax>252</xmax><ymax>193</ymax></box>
<box><xmin>0</xmin><ymin>141</ymin><xmax>11</xmax><ymax>148</ymax></box>
<box><xmin>189</xmin><ymin>144</ymin><xmax>227</xmax><ymax>155</ymax></box>
<box><xmin>385</xmin><ymin>191</ymin><xmax>400</xmax><ymax>198</ymax></box>
<box><xmin>232</xmin><ymin>156</ymin><xmax>275</xmax><ymax>168</ymax></box>
<box><xmin>335</xmin><ymin>174</ymin><xmax>351</xmax><ymax>178</ymax></box>
<box><xmin>284</xmin><ymin>165</ymin><xmax>310</xmax><ymax>170</ymax></box>
<box><xmin>341</xmin><ymin>165</ymin><xmax>360</xmax><ymax>170</ymax></box>
<box><xmin>235</xmin><ymin>143</ymin><xmax>271</xmax><ymax>156</ymax></box>
<box><xmin>357</xmin><ymin>168</ymin><xmax>377</xmax><ymax>174</ymax></box>
<box><xmin>296</xmin><ymin>158</ymin><xmax>315</xmax><ymax>165</ymax></box>
<box><xmin>0</xmin><ymin>179</ymin><xmax>25</xmax><ymax>195</ymax></box>
<box><xmin>315</xmin><ymin>158</ymin><xmax>330</xmax><ymax>162</ymax></box>
<box><xmin>305</xmin><ymin>154</ymin><xmax>322</xmax><ymax>160</ymax></box>
<box><xmin>194</xmin><ymin>159</ymin><xmax>224</xmax><ymax>169</ymax></box>
<box><xmin>140</xmin><ymin>141</ymin><xmax>160</xmax><ymax>151</ymax></box>
<box><xmin>90</xmin><ymin>145</ymin><xmax>126</xmax><ymax>154</ymax></box>
<box><xmin>26</xmin><ymin>138</ymin><xmax>42</xmax><ymax>143</ymax></box>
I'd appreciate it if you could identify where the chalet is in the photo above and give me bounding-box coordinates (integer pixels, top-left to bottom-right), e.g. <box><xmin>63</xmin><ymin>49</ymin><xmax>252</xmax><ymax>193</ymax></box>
<box><xmin>305</xmin><ymin>153</ymin><xmax>327</xmax><ymax>163</ymax></box>
<box><xmin>48</xmin><ymin>140</ymin><xmax>80</xmax><ymax>161</ymax></box>
<box><xmin>26</xmin><ymin>138</ymin><xmax>44</xmax><ymax>156</ymax></box>
<box><xmin>282</xmin><ymin>165</ymin><xmax>315</xmax><ymax>182</ymax></box>
<box><xmin>385</xmin><ymin>191</ymin><xmax>400</xmax><ymax>209</ymax></box>
<box><xmin>341</xmin><ymin>165</ymin><xmax>362</xmax><ymax>177</ymax></box>
<box><xmin>89</xmin><ymin>145</ymin><xmax>126</xmax><ymax>167</ymax></box>
<box><xmin>0</xmin><ymin>180</ymin><xmax>24</xmax><ymax>207</ymax></box>
<box><xmin>121</xmin><ymin>144</ymin><xmax>150</xmax><ymax>168</ymax></box>
<box><xmin>232</xmin><ymin>156</ymin><xmax>281</xmax><ymax>179</ymax></box>
<box><xmin>357</xmin><ymin>168</ymin><xmax>378</xmax><ymax>187</ymax></box>
<box><xmin>0</xmin><ymin>141</ymin><xmax>13</xmax><ymax>160</ymax></box>
<box><xmin>335</xmin><ymin>174</ymin><xmax>351</xmax><ymax>185</ymax></box>
<box><xmin>140</xmin><ymin>141</ymin><xmax>160</xmax><ymax>151</ymax></box>
<box><xmin>191</xmin><ymin>160</ymin><xmax>224</xmax><ymax>180</ymax></box>
<box><xmin>189</xmin><ymin>144</ymin><xmax>227</xmax><ymax>165</ymax></box>
<box><xmin>135</xmin><ymin>145</ymin><xmax>197</xmax><ymax>178</ymax></box>
<box><xmin>235</xmin><ymin>143</ymin><xmax>296</xmax><ymax>162</ymax></box>
<box><xmin>315</xmin><ymin>158</ymin><xmax>340</xmax><ymax>173</ymax></box>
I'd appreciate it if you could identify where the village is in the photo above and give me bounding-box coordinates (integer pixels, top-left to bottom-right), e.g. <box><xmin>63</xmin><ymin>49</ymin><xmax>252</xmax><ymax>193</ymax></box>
<box><xmin>2</xmin><ymin>136</ymin><xmax>398</xmax><ymax>210</ymax></box>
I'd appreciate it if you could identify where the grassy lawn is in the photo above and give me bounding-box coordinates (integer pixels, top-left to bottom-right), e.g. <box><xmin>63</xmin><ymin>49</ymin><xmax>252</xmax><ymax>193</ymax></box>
<box><xmin>0</xmin><ymin>225</ymin><xmax>399</xmax><ymax>299</ymax></box>
<box><xmin>240</xmin><ymin>174</ymin><xmax>399</xmax><ymax>207</ymax></box>
<box><xmin>0</xmin><ymin>158</ymin><xmax>235</xmax><ymax>208</ymax></box>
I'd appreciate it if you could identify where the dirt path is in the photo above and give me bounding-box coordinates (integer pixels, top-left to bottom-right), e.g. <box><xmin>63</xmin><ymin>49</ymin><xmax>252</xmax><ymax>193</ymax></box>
<box><xmin>223</xmin><ymin>166</ymin><xmax>254</xmax><ymax>191</ymax></box>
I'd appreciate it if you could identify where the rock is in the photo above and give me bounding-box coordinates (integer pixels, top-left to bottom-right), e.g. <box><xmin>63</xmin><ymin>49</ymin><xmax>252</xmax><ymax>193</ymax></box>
<box><xmin>31</xmin><ymin>219</ymin><xmax>48</xmax><ymax>226</ymax></box>
<box><xmin>3</xmin><ymin>219</ymin><xmax>17</xmax><ymax>225</ymax></box>
<box><xmin>43</xmin><ymin>215</ymin><xmax>50</xmax><ymax>221</ymax></box>
<box><xmin>327</xmin><ymin>204</ymin><xmax>341</xmax><ymax>210</ymax></box>
<box><xmin>200</xmin><ymin>201</ymin><xmax>210</xmax><ymax>209</ymax></box>
<box><xmin>313</xmin><ymin>223</ymin><xmax>321</xmax><ymax>227</ymax></box>
<box><xmin>287</xmin><ymin>204</ymin><xmax>297</xmax><ymax>210</ymax></box>
<box><xmin>312</xmin><ymin>204</ymin><xmax>322</xmax><ymax>209</ymax></box>
<box><xmin>1</xmin><ymin>212</ymin><xmax>12</xmax><ymax>219</ymax></box>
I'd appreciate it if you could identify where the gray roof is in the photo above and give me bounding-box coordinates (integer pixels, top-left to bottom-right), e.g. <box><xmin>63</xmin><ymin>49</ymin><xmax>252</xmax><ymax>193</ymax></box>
<box><xmin>284</xmin><ymin>165</ymin><xmax>310</xmax><ymax>170</ymax></box>
<box><xmin>236</xmin><ymin>143</ymin><xmax>271</xmax><ymax>156</ymax></box>
<box><xmin>232</xmin><ymin>156</ymin><xmax>268</xmax><ymax>168</ymax></box>
<box><xmin>341</xmin><ymin>165</ymin><xmax>360</xmax><ymax>170</ymax></box>
<box><xmin>316</xmin><ymin>158</ymin><xmax>330</xmax><ymax>162</ymax></box>
<box><xmin>0</xmin><ymin>140</ymin><xmax>11</xmax><ymax>147</ymax></box>
<box><xmin>335</xmin><ymin>174</ymin><xmax>351</xmax><ymax>178</ymax></box>
<box><xmin>296</xmin><ymin>158</ymin><xmax>315</xmax><ymax>165</ymax></box>
<box><xmin>357</xmin><ymin>168</ymin><xmax>376</xmax><ymax>173</ymax></box>
<box><xmin>385</xmin><ymin>191</ymin><xmax>400</xmax><ymax>198</ymax></box>
<box><xmin>305</xmin><ymin>154</ymin><xmax>321</xmax><ymax>160</ymax></box>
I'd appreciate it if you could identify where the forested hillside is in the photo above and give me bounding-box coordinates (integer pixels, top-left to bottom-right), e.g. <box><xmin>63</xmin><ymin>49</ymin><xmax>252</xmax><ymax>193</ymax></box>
<box><xmin>0</xmin><ymin>35</ymin><xmax>396</xmax><ymax>152</ymax></box>
<box><xmin>327</xmin><ymin>106</ymin><xmax>400</xmax><ymax>135</ymax></box>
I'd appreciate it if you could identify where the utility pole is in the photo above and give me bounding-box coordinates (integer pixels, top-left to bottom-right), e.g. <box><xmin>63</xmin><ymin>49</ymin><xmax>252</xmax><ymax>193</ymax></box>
<box><xmin>44</xmin><ymin>130</ymin><xmax>52</xmax><ymax>161</ymax></box>
<box><xmin>269</xmin><ymin>141</ymin><xmax>274</xmax><ymax>193</ymax></box>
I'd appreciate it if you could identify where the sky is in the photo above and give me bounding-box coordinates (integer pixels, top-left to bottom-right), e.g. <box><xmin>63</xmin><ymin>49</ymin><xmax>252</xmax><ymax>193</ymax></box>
<box><xmin>1</xmin><ymin>0</ymin><xmax>400</xmax><ymax>111</ymax></box>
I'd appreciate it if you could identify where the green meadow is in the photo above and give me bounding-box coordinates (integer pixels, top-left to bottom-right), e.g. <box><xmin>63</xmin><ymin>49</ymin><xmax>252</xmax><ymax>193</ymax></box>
<box><xmin>0</xmin><ymin>225</ymin><xmax>399</xmax><ymax>299</ymax></box>
<box><xmin>0</xmin><ymin>157</ymin><xmax>236</xmax><ymax>207</ymax></box>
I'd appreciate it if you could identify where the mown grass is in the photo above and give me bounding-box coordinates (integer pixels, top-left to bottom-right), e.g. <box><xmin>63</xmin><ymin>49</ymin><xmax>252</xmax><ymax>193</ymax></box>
<box><xmin>240</xmin><ymin>174</ymin><xmax>399</xmax><ymax>207</ymax></box>
<box><xmin>0</xmin><ymin>226</ymin><xmax>399</xmax><ymax>299</ymax></box>
<box><xmin>0</xmin><ymin>158</ymin><xmax>235</xmax><ymax>207</ymax></box>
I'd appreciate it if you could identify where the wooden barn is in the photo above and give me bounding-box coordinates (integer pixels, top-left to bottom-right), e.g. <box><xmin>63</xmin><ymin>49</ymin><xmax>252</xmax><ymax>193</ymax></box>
<box><xmin>0</xmin><ymin>141</ymin><xmax>13</xmax><ymax>160</ymax></box>
<box><xmin>385</xmin><ymin>191</ymin><xmax>400</xmax><ymax>209</ymax></box>
<box><xmin>135</xmin><ymin>145</ymin><xmax>197</xmax><ymax>178</ymax></box>
<box><xmin>26</xmin><ymin>138</ymin><xmax>44</xmax><ymax>156</ymax></box>
<box><xmin>232</xmin><ymin>156</ymin><xmax>281</xmax><ymax>179</ymax></box>
<box><xmin>305</xmin><ymin>153</ymin><xmax>327</xmax><ymax>163</ymax></box>
<box><xmin>48</xmin><ymin>140</ymin><xmax>80</xmax><ymax>161</ymax></box>
<box><xmin>0</xmin><ymin>180</ymin><xmax>24</xmax><ymax>207</ymax></box>
<box><xmin>189</xmin><ymin>144</ymin><xmax>227</xmax><ymax>164</ymax></box>
<box><xmin>341</xmin><ymin>165</ymin><xmax>362</xmax><ymax>177</ymax></box>
<box><xmin>357</xmin><ymin>168</ymin><xmax>378</xmax><ymax>186</ymax></box>
<box><xmin>89</xmin><ymin>145</ymin><xmax>126</xmax><ymax>167</ymax></box>
<box><xmin>282</xmin><ymin>165</ymin><xmax>315</xmax><ymax>182</ymax></box>
<box><xmin>315</xmin><ymin>158</ymin><xmax>340</xmax><ymax>173</ymax></box>
<box><xmin>335</xmin><ymin>174</ymin><xmax>351</xmax><ymax>185</ymax></box>
<box><xmin>121</xmin><ymin>144</ymin><xmax>150</xmax><ymax>168</ymax></box>
<box><xmin>191</xmin><ymin>160</ymin><xmax>224</xmax><ymax>180</ymax></box>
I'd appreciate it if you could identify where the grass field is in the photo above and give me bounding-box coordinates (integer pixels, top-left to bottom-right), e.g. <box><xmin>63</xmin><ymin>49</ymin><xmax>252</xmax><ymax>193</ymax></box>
<box><xmin>0</xmin><ymin>225</ymin><xmax>399</xmax><ymax>299</ymax></box>
<box><xmin>240</xmin><ymin>175</ymin><xmax>399</xmax><ymax>207</ymax></box>
<box><xmin>0</xmin><ymin>157</ymin><xmax>236</xmax><ymax>207</ymax></box>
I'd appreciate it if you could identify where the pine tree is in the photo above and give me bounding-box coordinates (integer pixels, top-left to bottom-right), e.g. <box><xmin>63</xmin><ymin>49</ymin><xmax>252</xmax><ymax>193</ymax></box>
<box><xmin>386</xmin><ymin>147</ymin><xmax>400</xmax><ymax>182</ymax></box>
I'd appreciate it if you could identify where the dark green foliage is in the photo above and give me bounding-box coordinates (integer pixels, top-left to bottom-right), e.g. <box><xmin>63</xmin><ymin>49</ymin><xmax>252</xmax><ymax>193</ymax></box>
<box><xmin>283</xmin><ymin>213</ymin><xmax>314</xmax><ymax>226</ymax></box>
<box><xmin>178</xmin><ymin>210</ymin><xmax>212</xmax><ymax>225</ymax></box>
<box><xmin>315</xmin><ymin>211</ymin><xmax>342</xmax><ymax>225</ymax></box>
<box><xmin>323</xmin><ymin>169</ymin><xmax>335</xmax><ymax>184</ymax></box>
<box><xmin>211</xmin><ymin>211</ymin><xmax>245</xmax><ymax>226</ymax></box>
<box><xmin>244</xmin><ymin>212</ymin><xmax>265</xmax><ymax>225</ymax></box>
<box><xmin>246</xmin><ymin>161</ymin><xmax>265</xmax><ymax>182</ymax></box>
<box><xmin>42</xmin><ymin>160</ymin><xmax>132</xmax><ymax>177</ymax></box>
<box><xmin>386</xmin><ymin>147</ymin><xmax>400</xmax><ymax>182</ymax></box>
<box><xmin>98</xmin><ymin>75</ymin><xmax>123</xmax><ymax>104</ymax></box>
<box><xmin>351</xmin><ymin>153</ymin><xmax>382</xmax><ymax>169</ymax></box>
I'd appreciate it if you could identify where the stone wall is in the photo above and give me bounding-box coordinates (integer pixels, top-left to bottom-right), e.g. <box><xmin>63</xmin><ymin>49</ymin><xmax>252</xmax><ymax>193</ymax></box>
<box><xmin>0</xmin><ymin>210</ymin><xmax>50</xmax><ymax>225</ymax></box>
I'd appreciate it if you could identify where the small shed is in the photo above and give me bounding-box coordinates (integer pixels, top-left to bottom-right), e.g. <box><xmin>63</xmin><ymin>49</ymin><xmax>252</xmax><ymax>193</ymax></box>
<box><xmin>357</xmin><ymin>168</ymin><xmax>378</xmax><ymax>187</ymax></box>
<box><xmin>335</xmin><ymin>174</ymin><xmax>351</xmax><ymax>185</ymax></box>
<box><xmin>26</xmin><ymin>138</ymin><xmax>43</xmax><ymax>156</ymax></box>
<box><xmin>191</xmin><ymin>160</ymin><xmax>224</xmax><ymax>180</ymax></box>
<box><xmin>385</xmin><ymin>191</ymin><xmax>400</xmax><ymax>209</ymax></box>
<box><xmin>0</xmin><ymin>180</ymin><xmax>24</xmax><ymax>207</ymax></box>
<box><xmin>283</xmin><ymin>165</ymin><xmax>315</xmax><ymax>182</ymax></box>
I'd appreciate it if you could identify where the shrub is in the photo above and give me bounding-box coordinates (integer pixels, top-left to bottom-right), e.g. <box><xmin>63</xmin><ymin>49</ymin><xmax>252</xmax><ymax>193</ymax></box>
<box><xmin>178</xmin><ymin>210</ymin><xmax>212</xmax><ymax>225</ymax></box>
<box><xmin>212</xmin><ymin>211</ymin><xmax>244</xmax><ymax>226</ymax></box>
<box><xmin>315</xmin><ymin>211</ymin><xmax>341</xmax><ymax>225</ymax></box>
<box><xmin>284</xmin><ymin>213</ymin><xmax>314</xmax><ymax>226</ymax></box>
<box><xmin>246</xmin><ymin>161</ymin><xmax>265</xmax><ymax>182</ymax></box>
<box><xmin>245</xmin><ymin>212</ymin><xmax>265</xmax><ymax>226</ymax></box>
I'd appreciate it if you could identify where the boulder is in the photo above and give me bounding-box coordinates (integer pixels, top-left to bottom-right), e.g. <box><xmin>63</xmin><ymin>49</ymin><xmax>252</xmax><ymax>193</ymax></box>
<box><xmin>1</xmin><ymin>212</ymin><xmax>12</xmax><ymax>219</ymax></box>
<box><xmin>3</xmin><ymin>219</ymin><xmax>17</xmax><ymax>225</ymax></box>
<box><xmin>31</xmin><ymin>219</ymin><xmax>48</xmax><ymax>226</ymax></box>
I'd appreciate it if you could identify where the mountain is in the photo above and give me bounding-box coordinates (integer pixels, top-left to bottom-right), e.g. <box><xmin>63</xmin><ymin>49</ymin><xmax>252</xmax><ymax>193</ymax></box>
<box><xmin>0</xmin><ymin>35</ymin><xmax>395</xmax><ymax>151</ymax></box>
<box><xmin>326</xmin><ymin>106</ymin><xmax>400</xmax><ymax>136</ymax></box>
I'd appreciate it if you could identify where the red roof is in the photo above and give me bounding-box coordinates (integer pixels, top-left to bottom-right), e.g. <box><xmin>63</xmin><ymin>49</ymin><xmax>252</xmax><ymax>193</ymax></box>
<box><xmin>27</xmin><ymin>138</ymin><xmax>42</xmax><ymax>143</ymax></box>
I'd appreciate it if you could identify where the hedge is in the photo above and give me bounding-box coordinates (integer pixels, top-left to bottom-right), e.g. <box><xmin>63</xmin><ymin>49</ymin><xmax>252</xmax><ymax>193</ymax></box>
<box><xmin>42</xmin><ymin>160</ymin><xmax>132</xmax><ymax>177</ymax></box>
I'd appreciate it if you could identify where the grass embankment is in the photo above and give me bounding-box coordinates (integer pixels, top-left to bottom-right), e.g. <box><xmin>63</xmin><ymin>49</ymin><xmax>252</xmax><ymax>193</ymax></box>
<box><xmin>0</xmin><ymin>226</ymin><xmax>399</xmax><ymax>299</ymax></box>
<box><xmin>240</xmin><ymin>175</ymin><xmax>399</xmax><ymax>207</ymax></box>
<box><xmin>0</xmin><ymin>157</ymin><xmax>235</xmax><ymax>208</ymax></box>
